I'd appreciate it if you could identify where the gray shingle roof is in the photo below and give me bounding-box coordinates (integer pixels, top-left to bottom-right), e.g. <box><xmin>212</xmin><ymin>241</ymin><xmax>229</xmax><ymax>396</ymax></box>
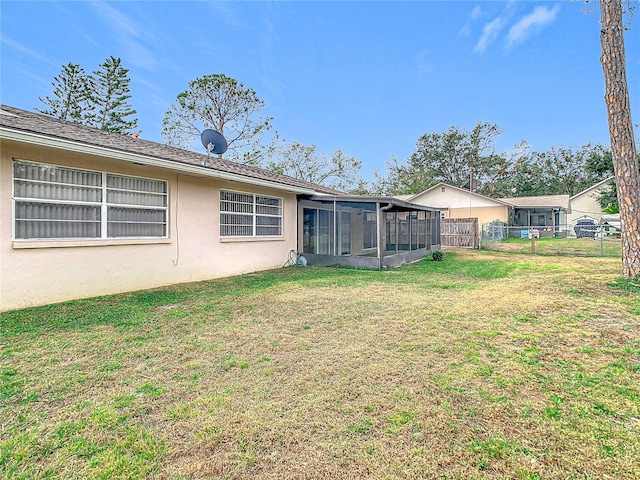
<box><xmin>0</xmin><ymin>105</ymin><xmax>341</xmax><ymax>194</ymax></box>
<box><xmin>393</xmin><ymin>194</ymin><xmax>413</xmax><ymax>201</ymax></box>
<box><xmin>498</xmin><ymin>194</ymin><xmax>570</xmax><ymax>209</ymax></box>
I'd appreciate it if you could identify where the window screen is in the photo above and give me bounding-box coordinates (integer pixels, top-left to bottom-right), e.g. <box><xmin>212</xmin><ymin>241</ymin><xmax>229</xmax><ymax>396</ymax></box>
<box><xmin>220</xmin><ymin>190</ymin><xmax>282</xmax><ymax>237</ymax></box>
<box><xmin>13</xmin><ymin>160</ymin><xmax>167</xmax><ymax>240</ymax></box>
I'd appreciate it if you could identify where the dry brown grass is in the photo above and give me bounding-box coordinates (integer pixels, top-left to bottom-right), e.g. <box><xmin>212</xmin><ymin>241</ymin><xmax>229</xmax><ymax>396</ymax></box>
<box><xmin>1</xmin><ymin>249</ymin><xmax>639</xmax><ymax>479</ymax></box>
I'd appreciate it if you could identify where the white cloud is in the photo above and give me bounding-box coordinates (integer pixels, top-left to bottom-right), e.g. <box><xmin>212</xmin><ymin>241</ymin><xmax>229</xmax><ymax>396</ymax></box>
<box><xmin>121</xmin><ymin>40</ymin><xmax>158</xmax><ymax>71</ymax></box>
<box><xmin>474</xmin><ymin>16</ymin><xmax>506</xmax><ymax>53</ymax></box>
<box><xmin>90</xmin><ymin>2</ymin><xmax>148</xmax><ymax>40</ymax></box>
<box><xmin>0</xmin><ymin>34</ymin><xmax>52</xmax><ymax>64</ymax></box>
<box><xmin>88</xmin><ymin>2</ymin><xmax>158</xmax><ymax>70</ymax></box>
<box><xmin>507</xmin><ymin>5</ymin><xmax>560</xmax><ymax>47</ymax></box>
<box><xmin>459</xmin><ymin>5</ymin><xmax>483</xmax><ymax>37</ymax></box>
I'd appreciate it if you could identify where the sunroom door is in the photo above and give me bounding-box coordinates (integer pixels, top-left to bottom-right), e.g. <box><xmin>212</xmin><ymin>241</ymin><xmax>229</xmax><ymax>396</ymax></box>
<box><xmin>302</xmin><ymin>208</ymin><xmax>317</xmax><ymax>254</ymax></box>
<box><xmin>339</xmin><ymin>211</ymin><xmax>351</xmax><ymax>255</ymax></box>
<box><xmin>317</xmin><ymin>209</ymin><xmax>334</xmax><ymax>255</ymax></box>
<box><xmin>303</xmin><ymin>208</ymin><xmax>334</xmax><ymax>255</ymax></box>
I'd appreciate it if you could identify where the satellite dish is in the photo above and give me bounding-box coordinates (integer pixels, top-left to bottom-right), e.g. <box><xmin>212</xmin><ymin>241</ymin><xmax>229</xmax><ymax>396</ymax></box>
<box><xmin>200</xmin><ymin>129</ymin><xmax>228</xmax><ymax>155</ymax></box>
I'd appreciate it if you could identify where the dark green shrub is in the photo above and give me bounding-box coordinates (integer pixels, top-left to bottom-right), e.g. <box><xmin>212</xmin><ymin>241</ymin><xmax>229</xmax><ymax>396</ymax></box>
<box><xmin>432</xmin><ymin>250</ymin><xmax>444</xmax><ymax>261</ymax></box>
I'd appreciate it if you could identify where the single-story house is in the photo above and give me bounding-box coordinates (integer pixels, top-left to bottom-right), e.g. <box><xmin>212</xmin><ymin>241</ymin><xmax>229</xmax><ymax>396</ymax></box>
<box><xmin>402</xmin><ymin>183</ymin><xmax>570</xmax><ymax>237</ymax></box>
<box><xmin>400</xmin><ymin>182</ymin><xmax>513</xmax><ymax>226</ymax></box>
<box><xmin>567</xmin><ymin>176</ymin><xmax>615</xmax><ymax>229</ymax></box>
<box><xmin>400</xmin><ymin>179</ymin><xmax>620</xmax><ymax>240</ymax></box>
<box><xmin>497</xmin><ymin>194</ymin><xmax>570</xmax><ymax>235</ymax></box>
<box><xmin>0</xmin><ymin>105</ymin><xmax>440</xmax><ymax>311</ymax></box>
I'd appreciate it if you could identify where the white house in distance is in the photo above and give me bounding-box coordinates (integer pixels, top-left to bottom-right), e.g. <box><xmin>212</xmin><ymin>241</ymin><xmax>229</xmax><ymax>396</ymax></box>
<box><xmin>0</xmin><ymin>105</ymin><xmax>441</xmax><ymax>311</ymax></box>
<box><xmin>567</xmin><ymin>176</ymin><xmax>615</xmax><ymax>226</ymax></box>
<box><xmin>401</xmin><ymin>181</ymin><xmax>618</xmax><ymax>238</ymax></box>
<box><xmin>401</xmin><ymin>182</ymin><xmax>571</xmax><ymax>234</ymax></box>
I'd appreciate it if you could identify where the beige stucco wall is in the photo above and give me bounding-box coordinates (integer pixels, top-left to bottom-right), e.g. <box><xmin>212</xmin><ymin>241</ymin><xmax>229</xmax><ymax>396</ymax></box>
<box><xmin>444</xmin><ymin>206</ymin><xmax>510</xmax><ymax>226</ymax></box>
<box><xmin>408</xmin><ymin>188</ymin><xmax>509</xmax><ymax>228</ymax></box>
<box><xmin>411</xmin><ymin>185</ymin><xmax>506</xmax><ymax>209</ymax></box>
<box><xmin>1</xmin><ymin>140</ymin><xmax>298</xmax><ymax>311</ymax></box>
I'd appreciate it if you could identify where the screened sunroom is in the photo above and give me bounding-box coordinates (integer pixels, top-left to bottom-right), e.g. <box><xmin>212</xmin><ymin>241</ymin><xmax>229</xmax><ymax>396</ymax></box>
<box><xmin>297</xmin><ymin>195</ymin><xmax>441</xmax><ymax>269</ymax></box>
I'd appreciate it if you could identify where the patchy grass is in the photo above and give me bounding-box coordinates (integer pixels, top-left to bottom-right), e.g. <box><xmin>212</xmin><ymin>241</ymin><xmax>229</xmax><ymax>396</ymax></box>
<box><xmin>1</xmin><ymin>249</ymin><xmax>639</xmax><ymax>479</ymax></box>
<box><xmin>610</xmin><ymin>277</ymin><xmax>640</xmax><ymax>295</ymax></box>
<box><xmin>482</xmin><ymin>236</ymin><xmax>622</xmax><ymax>257</ymax></box>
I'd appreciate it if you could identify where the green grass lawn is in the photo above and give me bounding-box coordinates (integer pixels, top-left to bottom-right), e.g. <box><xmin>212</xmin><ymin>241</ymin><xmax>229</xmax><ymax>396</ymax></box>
<box><xmin>1</xmin><ymin>249</ymin><xmax>639</xmax><ymax>479</ymax></box>
<box><xmin>482</xmin><ymin>236</ymin><xmax>622</xmax><ymax>257</ymax></box>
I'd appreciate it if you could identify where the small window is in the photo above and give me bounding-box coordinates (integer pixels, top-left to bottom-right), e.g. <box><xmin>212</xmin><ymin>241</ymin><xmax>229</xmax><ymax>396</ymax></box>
<box><xmin>220</xmin><ymin>190</ymin><xmax>282</xmax><ymax>237</ymax></box>
<box><xmin>13</xmin><ymin>160</ymin><xmax>167</xmax><ymax>240</ymax></box>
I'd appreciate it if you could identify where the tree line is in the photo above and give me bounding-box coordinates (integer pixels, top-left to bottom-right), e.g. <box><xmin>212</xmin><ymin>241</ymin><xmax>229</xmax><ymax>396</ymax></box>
<box><xmin>35</xmin><ymin>63</ymin><xmax>626</xmax><ymax>208</ymax></box>
<box><xmin>370</xmin><ymin>122</ymin><xmax>630</xmax><ymax>213</ymax></box>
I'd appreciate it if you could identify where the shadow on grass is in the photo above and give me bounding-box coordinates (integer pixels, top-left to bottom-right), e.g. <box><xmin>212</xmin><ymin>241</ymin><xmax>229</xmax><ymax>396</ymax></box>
<box><xmin>0</xmin><ymin>267</ymin><xmax>375</xmax><ymax>337</ymax></box>
<box><xmin>0</xmin><ymin>251</ymin><xmax>541</xmax><ymax>337</ymax></box>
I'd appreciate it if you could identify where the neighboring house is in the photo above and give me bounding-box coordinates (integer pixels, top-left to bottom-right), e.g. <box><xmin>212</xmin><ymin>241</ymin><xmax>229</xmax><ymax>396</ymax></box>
<box><xmin>399</xmin><ymin>180</ymin><xmax>619</xmax><ymax>240</ymax></box>
<box><xmin>1</xmin><ymin>105</ymin><xmax>440</xmax><ymax>311</ymax></box>
<box><xmin>404</xmin><ymin>183</ymin><xmax>574</xmax><ymax>238</ymax></box>
<box><xmin>401</xmin><ymin>182</ymin><xmax>513</xmax><ymax>226</ymax></box>
<box><xmin>497</xmin><ymin>194</ymin><xmax>570</xmax><ymax>235</ymax></box>
<box><xmin>567</xmin><ymin>176</ymin><xmax>615</xmax><ymax>229</ymax></box>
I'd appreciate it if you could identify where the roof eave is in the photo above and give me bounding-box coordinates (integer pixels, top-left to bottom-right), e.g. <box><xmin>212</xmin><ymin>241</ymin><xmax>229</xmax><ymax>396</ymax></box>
<box><xmin>570</xmin><ymin>176</ymin><xmax>615</xmax><ymax>200</ymax></box>
<box><xmin>303</xmin><ymin>194</ymin><xmax>441</xmax><ymax>212</ymax></box>
<box><xmin>512</xmin><ymin>205</ymin><xmax>568</xmax><ymax>210</ymax></box>
<box><xmin>414</xmin><ymin>182</ymin><xmax>514</xmax><ymax>207</ymax></box>
<box><xmin>0</xmin><ymin>126</ymin><xmax>316</xmax><ymax>195</ymax></box>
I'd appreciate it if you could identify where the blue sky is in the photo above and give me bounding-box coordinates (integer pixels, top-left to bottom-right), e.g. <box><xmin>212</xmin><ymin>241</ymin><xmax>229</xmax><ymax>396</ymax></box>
<box><xmin>2</xmin><ymin>1</ymin><xmax>639</xmax><ymax>181</ymax></box>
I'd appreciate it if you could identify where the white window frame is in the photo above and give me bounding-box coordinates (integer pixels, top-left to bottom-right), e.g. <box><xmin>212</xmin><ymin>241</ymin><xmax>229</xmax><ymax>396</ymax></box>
<box><xmin>12</xmin><ymin>159</ymin><xmax>168</xmax><ymax>241</ymax></box>
<box><xmin>220</xmin><ymin>189</ymin><xmax>283</xmax><ymax>238</ymax></box>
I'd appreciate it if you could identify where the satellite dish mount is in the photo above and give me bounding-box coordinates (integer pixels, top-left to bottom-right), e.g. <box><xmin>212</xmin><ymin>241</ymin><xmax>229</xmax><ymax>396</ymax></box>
<box><xmin>200</xmin><ymin>129</ymin><xmax>228</xmax><ymax>166</ymax></box>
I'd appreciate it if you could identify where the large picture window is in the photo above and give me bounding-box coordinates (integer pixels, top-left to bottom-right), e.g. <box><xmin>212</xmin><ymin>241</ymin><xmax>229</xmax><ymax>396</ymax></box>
<box><xmin>220</xmin><ymin>190</ymin><xmax>282</xmax><ymax>237</ymax></box>
<box><xmin>13</xmin><ymin>160</ymin><xmax>167</xmax><ymax>240</ymax></box>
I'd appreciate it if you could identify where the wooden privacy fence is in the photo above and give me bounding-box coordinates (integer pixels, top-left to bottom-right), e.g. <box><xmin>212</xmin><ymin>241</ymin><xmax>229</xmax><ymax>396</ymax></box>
<box><xmin>441</xmin><ymin>218</ymin><xmax>479</xmax><ymax>248</ymax></box>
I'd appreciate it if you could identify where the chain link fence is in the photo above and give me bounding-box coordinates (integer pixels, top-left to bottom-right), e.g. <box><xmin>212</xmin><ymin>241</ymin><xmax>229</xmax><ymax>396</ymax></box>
<box><xmin>480</xmin><ymin>220</ymin><xmax>621</xmax><ymax>257</ymax></box>
<box><xmin>481</xmin><ymin>221</ymin><xmax>568</xmax><ymax>242</ymax></box>
<box><xmin>482</xmin><ymin>222</ymin><xmax>621</xmax><ymax>242</ymax></box>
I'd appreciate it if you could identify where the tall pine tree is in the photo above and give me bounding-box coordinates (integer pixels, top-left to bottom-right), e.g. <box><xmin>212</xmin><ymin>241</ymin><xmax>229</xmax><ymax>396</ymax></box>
<box><xmin>599</xmin><ymin>0</ymin><xmax>640</xmax><ymax>277</ymax></box>
<box><xmin>35</xmin><ymin>62</ymin><xmax>89</xmax><ymax>123</ymax></box>
<box><xmin>85</xmin><ymin>56</ymin><xmax>137</xmax><ymax>134</ymax></box>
